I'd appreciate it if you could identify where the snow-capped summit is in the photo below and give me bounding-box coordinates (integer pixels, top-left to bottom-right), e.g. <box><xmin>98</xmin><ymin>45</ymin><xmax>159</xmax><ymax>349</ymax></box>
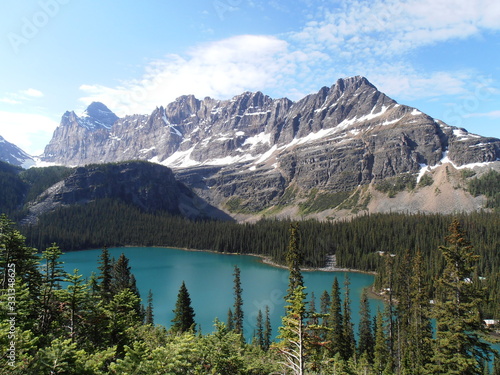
<box><xmin>79</xmin><ymin>102</ymin><xmax>119</xmax><ymax>130</ymax></box>
<box><xmin>0</xmin><ymin>135</ymin><xmax>35</xmax><ymax>168</ymax></box>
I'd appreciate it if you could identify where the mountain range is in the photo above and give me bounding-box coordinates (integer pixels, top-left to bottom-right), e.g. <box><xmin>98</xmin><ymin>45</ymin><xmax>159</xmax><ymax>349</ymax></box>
<box><xmin>1</xmin><ymin>76</ymin><xmax>500</xmax><ymax>221</ymax></box>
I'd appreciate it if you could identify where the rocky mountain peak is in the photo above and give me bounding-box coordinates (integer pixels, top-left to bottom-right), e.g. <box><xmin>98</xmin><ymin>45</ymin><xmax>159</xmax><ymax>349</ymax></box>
<box><xmin>80</xmin><ymin>102</ymin><xmax>119</xmax><ymax>129</ymax></box>
<box><xmin>40</xmin><ymin>76</ymin><xmax>500</xmax><ymax>217</ymax></box>
<box><xmin>0</xmin><ymin>135</ymin><xmax>34</xmax><ymax>167</ymax></box>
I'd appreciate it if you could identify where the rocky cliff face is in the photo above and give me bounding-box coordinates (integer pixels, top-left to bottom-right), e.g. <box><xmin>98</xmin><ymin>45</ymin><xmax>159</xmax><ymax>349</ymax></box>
<box><xmin>41</xmin><ymin>76</ymin><xmax>500</xmax><ymax>216</ymax></box>
<box><xmin>0</xmin><ymin>135</ymin><xmax>34</xmax><ymax>168</ymax></box>
<box><xmin>25</xmin><ymin>161</ymin><xmax>232</xmax><ymax>223</ymax></box>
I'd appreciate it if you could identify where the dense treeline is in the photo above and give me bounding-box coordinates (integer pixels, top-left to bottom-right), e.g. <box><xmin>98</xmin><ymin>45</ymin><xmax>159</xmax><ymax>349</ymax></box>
<box><xmin>2</xmin><ymin>214</ymin><xmax>500</xmax><ymax>373</ymax></box>
<box><xmin>279</xmin><ymin>221</ymin><xmax>500</xmax><ymax>374</ymax></box>
<box><xmin>22</xmin><ymin>198</ymin><xmax>500</xmax><ymax>320</ymax></box>
<box><xmin>0</xmin><ymin>215</ymin><xmax>280</xmax><ymax>374</ymax></box>
<box><xmin>0</xmin><ymin>161</ymin><xmax>73</xmax><ymax>220</ymax></box>
<box><xmin>468</xmin><ymin>169</ymin><xmax>500</xmax><ymax>209</ymax></box>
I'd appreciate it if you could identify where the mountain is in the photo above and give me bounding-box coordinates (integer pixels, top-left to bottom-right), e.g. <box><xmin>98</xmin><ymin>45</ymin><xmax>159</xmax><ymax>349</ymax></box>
<box><xmin>0</xmin><ymin>135</ymin><xmax>35</xmax><ymax>168</ymax></box>
<box><xmin>21</xmin><ymin>161</ymin><xmax>232</xmax><ymax>224</ymax></box>
<box><xmin>41</xmin><ymin>76</ymin><xmax>500</xmax><ymax>218</ymax></box>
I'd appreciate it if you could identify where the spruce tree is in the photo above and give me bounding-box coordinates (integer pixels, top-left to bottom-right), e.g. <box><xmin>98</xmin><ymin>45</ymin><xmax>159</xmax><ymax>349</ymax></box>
<box><xmin>111</xmin><ymin>253</ymin><xmax>131</xmax><ymax>294</ymax></box>
<box><xmin>430</xmin><ymin>220</ymin><xmax>494</xmax><ymax>374</ymax></box>
<box><xmin>55</xmin><ymin>268</ymin><xmax>90</xmax><ymax>340</ymax></box>
<box><xmin>227</xmin><ymin>308</ymin><xmax>234</xmax><ymax>331</ymax></box>
<box><xmin>407</xmin><ymin>250</ymin><xmax>433</xmax><ymax>374</ymax></box>
<box><xmin>255</xmin><ymin>309</ymin><xmax>264</xmax><ymax>349</ymax></box>
<box><xmin>232</xmin><ymin>265</ymin><xmax>244</xmax><ymax>336</ymax></box>
<box><xmin>319</xmin><ymin>290</ymin><xmax>330</xmax><ymax>334</ymax></box>
<box><xmin>171</xmin><ymin>281</ymin><xmax>196</xmax><ymax>333</ymax></box>
<box><xmin>39</xmin><ymin>243</ymin><xmax>65</xmax><ymax>336</ymax></box>
<box><xmin>144</xmin><ymin>289</ymin><xmax>154</xmax><ymax>325</ymax></box>
<box><xmin>373</xmin><ymin>309</ymin><xmax>389</xmax><ymax>374</ymax></box>
<box><xmin>342</xmin><ymin>275</ymin><xmax>356</xmax><ymax>360</ymax></box>
<box><xmin>285</xmin><ymin>223</ymin><xmax>303</xmax><ymax>301</ymax></box>
<box><xmin>357</xmin><ymin>288</ymin><xmax>374</xmax><ymax>362</ymax></box>
<box><xmin>326</xmin><ymin>277</ymin><xmax>344</xmax><ymax>357</ymax></box>
<box><xmin>97</xmin><ymin>246</ymin><xmax>112</xmax><ymax>303</ymax></box>
<box><xmin>263</xmin><ymin>305</ymin><xmax>272</xmax><ymax>351</ymax></box>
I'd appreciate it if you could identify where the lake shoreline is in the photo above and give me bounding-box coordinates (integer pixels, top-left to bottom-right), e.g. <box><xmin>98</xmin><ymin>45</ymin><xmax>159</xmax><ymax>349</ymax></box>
<box><xmin>68</xmin><ymin>244</ymin><xmax>377</xmax><ymax>276</ymax></box>
<box><xmin>125</xmin><ymin>245</ymin><xmax>377</xmax><ymax>276</ymax></box>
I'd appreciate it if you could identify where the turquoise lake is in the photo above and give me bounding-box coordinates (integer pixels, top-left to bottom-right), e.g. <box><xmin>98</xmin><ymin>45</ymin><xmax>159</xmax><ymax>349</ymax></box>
<box><xmin>61</xmin><ymin>246</ymin><xmax>384</xmax><ymax>341</ymax></box>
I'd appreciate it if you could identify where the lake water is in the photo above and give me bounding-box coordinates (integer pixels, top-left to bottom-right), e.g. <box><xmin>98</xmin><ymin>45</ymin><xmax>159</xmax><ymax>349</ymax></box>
<box><xmin>61</xmin><ymin>246</ymin><xmax>384</xmax><ymax>341</ymax></box>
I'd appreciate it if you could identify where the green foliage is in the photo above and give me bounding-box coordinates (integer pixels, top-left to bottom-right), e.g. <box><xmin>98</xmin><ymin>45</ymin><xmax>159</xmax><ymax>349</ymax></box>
<box><xmin>171</xmin><ymin>281</ymin><xmax>196</xmax><ymax>334</ymax></box>
<box><xmin>299</xmin><ymin>190</ymin><xmax>352</xmax><ymax>214</ymax></box>
<box><xmin>0</xmin><ymin>161</ymin><xmax>26</xmax><ymax>215</ymax></box>
<box><xmin>225</xmin><ymin>196</ymin><xmax>245</xmax><ymax>213</ymax></box>
<box><xmin>429</xmin><ymin>220</ymin><xmax>494</xmax><ymax>374</ymax></box>
<box><xmin>232</xmin><ymin>265</ymin><xmax>244</xmax><ymax>336</ymax></box>
<box><xmin>19</xmin><ymin>166</ymin><xmax>73</xmax><ymax>203</ymax></box>
<box><xmin>468</xmin><ymin>170</ymin><xmax>500</xmax><ymax>209</ymax></box>
<box><xmin>2</xmin><ymin>213</ymin><xmax>500</xmax><ymax>373</ymax></box>
<box><xmin>418</xmin><ymin>173</ymin><xmax>434</xmax><ymax>187</ymax></box>
<box><xmin>375</xmin><ymin>173</ymin><xmax>417</xmax><ymax>197</ymax></box>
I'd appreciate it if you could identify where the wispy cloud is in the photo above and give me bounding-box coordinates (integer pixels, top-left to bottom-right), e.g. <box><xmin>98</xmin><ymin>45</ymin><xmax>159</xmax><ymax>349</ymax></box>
<box><xmin>0</xmin><ymin>111</ymin><xmax>58</xmax><ymax>155</ymax></box>
<box><xmin>20</xmin><ymin>88</ymin><xmax>44</xmax><ymax>98</ymax></box>
<box><xmin>78</xmin><ymin>0</ymin><xmax>500</xmax><ymax>116</ymax></box>
<box><xmin>286</xmin><ymin>0</ymin><xmax>500</xmax><ymax>100</ymax></box>
<box><xmin>79</xmin><ymin>35</ymin><xmax>298</xmax><ymax>116</ymax></box>
<box><xmin>0</xmin><ymin>88</ymin><xmax>44</xmax><ymax>105</ymax></box>
<box><xmin>465</xmin><ymin>110</ymin><xmax>500</xmax><ymax>119</ymax></box>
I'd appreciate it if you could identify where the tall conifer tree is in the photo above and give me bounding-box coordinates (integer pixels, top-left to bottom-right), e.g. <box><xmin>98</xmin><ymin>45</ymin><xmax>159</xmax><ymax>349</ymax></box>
<box><xmin>326</xmin><ymin>277</ymin><xmax>344</xmax><ymax>357</ymax></box>
<box><xmin>171</xmin><ymin>281</ymin><xmax>196</xmax><ymax>333</ymax></box>
<box><xmin>430</xmin><ymin>220</ymin><xmax>494</xmax><ymax>374</ymax></box>
<box><xmin>357</xmin><ymin>288</ymin><xmax>374</xmax><ymax>362</ymax></box>
<box><xmin>263</xmin><ymin>305</ymin><xmax>272</xmax><ymax>351</ymax></box>
<box><xmin>97</xmin><ymin>246</ymin><xmax>112</xmax><ymax>303</ymax></box>
<box><xmin>232</xmin><ymin>265</ymin><xmax>244</xmax><ymax>336</ymax></box>
<box><xmin>342</xmin><ymin>275</ymin><xmax>356</xmax><ymax>360</ymax></box>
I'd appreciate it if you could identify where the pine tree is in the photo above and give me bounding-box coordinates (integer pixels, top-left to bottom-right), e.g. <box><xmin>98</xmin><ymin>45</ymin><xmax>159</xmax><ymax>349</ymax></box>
<box><xmin>111</xmin><ymin>253</ymin><xmax>131</xmax><ymax>294</ymax></box>
<box><xmin>97</xmin><ymin>246</ymin><xmax>112</xmax><ymax>303</ymax></box>
<box><xmin>255</xmin><ymin>309</ymin><xmax>264</xmax><ymax>349</ymax></box>
<box><xmin>277</xmin><ymin>285</ymin><xmax>308</xmax><ymax>375</ymax></box>
<box><xmin>430</xmin><ymin>220</ymin><xmax>494</xmax><ymax>374</ymax></box>
<box><xmin>277</xmin><ymin>224</ymin><xmax>308</xmax><ymax>375</ymax></box>
<box><xmin>319</xmin><ymin>289</ymin><xmax>330</xmax><ymax>335</ymax></box>
<box><xmin>171</xmin><ymin>281</ymin><xmax>196</xmax><ymax>333</ymax></box>
<box><xmin>227</xmin><ymin>308</ymin><xmax>234</xmax><ymax>331</ymax></box>
<box><xmin>285</xmin><ymin>223</ymin><xmax>304</xmax><ymax>301</ymax></box>
<box><xmin>39</xmin><ymin>243</ymin><xmax>65</xmax><ymax>336</ymax></box>
<box><xmin>357</xmin><ymin>288</ymin><xmax>374</xmax><ymax>362</ymax></box>
<box><xmin>326</xmin><ymin>277</ymin><xmax>344</xmax><ymax>357</ymax></box>
<box><xmin>308</xmin><ymin>291</ymin><xmax>318</xmax><ymax>326</ymax></box>
<box><xmin>342</xmin><ymin>275</ymin><xmax>356</xmax><ymax>360</ymax></box>
<box><xmin>55</xmin><ymin>268</ymin><xmax>89</xmax><ymax>341</ymax></box>
<box><xmin>232</xmin><ymin>265</ymin><xmax>244</xmax><ymax>336</ymax></box>
<box><xmin>373</xmin><ymin>309</ymin><xmax>389</xmax><ymax>374</ymax></box>
<box><xmin>144</xmin><ymin>289</ymin><xmax>154</xmax><ymax>325</ymax></box>
<box><xmin>407</xmin><ymin>250</ymin><xmax>433</xmax><ymax>374</ymax></box>
<box><xmin>263</xmin><ymin>305</ymin><xmax>272</xmax><ymax>351</ymax></box>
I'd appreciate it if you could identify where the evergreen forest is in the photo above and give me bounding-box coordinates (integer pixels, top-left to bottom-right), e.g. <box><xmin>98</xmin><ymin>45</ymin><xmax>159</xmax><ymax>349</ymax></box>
<box><xmin>1</xmin><ymin>214</ymin><xmax>500</xmax><ymax>374</ymax></box>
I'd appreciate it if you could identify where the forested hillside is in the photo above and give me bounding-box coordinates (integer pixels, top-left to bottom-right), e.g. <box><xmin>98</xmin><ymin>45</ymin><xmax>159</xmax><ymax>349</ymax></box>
<box><xmin>2</xmin><ymin>215</ymin><xmax>500</xmax><ymax>374</ymax></box>
<box><xmin>22</xmin><ymin>199</ymin><xmax>500</xmax><ymax>321</ymax></box>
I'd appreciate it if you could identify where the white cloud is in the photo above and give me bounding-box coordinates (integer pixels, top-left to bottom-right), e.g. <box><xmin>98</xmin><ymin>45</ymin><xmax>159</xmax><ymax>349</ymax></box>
<box><xmin>79</xmin><ymin>35</ymin><xmax>296</xmax><ymax>116</ymax></box>
<box><xmin>20</xmin><ymin>88</ymin><xmax>44</xmax><ymax>98</ymax></box>
<box><xmin>465</xmin><ymin>110</ymin><xmax>500</xmax><ymax>119</ymax></box>
<box><xmin>280</xmin><ymin>0</ymin><xmax>500</xmax><ymax>102</ymax></box>
<box><xmin>0</xmin><ymin>88</ymin><xmax>44</xmax><ymax>105</ymax></box>
<box><xmin>291</xmin><ymin>0</ymin><xmax>500</xmax><ymax>57</ymax></box>
<box><xmin>0</xmin><ymin>111</ymin><xmax>58</xmax><ymax>155</ymax></box>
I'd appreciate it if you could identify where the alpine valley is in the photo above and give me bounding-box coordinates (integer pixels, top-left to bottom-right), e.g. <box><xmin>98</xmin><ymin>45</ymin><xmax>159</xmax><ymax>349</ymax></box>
<box><xmin>2</xmin><ymin>76</ymin><xmax>500</xmax><ymax>222</ymax></box>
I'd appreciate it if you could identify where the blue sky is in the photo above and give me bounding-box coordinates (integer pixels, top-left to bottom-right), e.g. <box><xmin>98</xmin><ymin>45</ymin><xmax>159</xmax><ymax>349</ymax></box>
<box><xmin>0</xmin><ymin>0</ymin><xmax>499</xmax><ymax>155</ymax></box>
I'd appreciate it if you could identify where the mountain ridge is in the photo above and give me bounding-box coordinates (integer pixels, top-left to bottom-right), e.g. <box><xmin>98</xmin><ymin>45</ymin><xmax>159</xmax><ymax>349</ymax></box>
<box><xmin>2</xmin><ymin>76</ymin><xmax>500</xmax><ymax>220</ymax></box>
